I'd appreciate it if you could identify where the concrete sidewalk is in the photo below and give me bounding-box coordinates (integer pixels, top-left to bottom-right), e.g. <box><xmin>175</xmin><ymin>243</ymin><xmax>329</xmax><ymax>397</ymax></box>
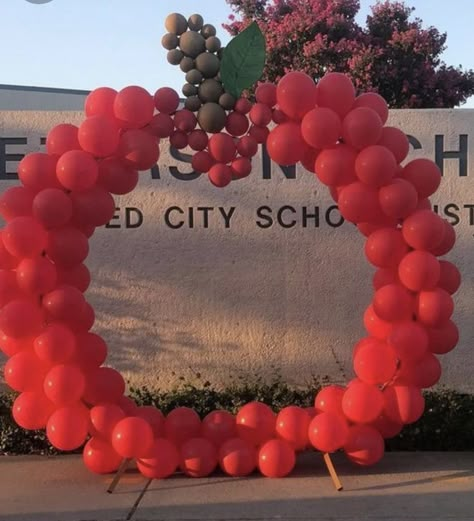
<box><xmin>0</xmin><ymin>452</ymin><xmax>473</xmax><ymax>521</ymax></box>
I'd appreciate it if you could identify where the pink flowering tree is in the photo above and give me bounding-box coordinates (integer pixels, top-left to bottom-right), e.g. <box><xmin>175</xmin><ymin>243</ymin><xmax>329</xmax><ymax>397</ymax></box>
<box><xmin>224</xmin><ymin>0</ymin><xmax>474</xmax><ymax>108</ymax></box>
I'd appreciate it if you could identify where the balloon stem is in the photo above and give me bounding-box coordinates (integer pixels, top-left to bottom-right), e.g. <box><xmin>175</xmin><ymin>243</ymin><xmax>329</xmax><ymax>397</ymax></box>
<box><xmin>107</xmin><ymin>457</ymin><xmax>132</xmax><ymax>494</ymax></box>
<box><xmin>323</xmin><ymin>453</ymin><xmax>343</xmax><ymax>491</ymax></box>
<box><xmin>126</xmin><ymin>477</ymin><xmax>154</xmax><ymax>520</ymax></box>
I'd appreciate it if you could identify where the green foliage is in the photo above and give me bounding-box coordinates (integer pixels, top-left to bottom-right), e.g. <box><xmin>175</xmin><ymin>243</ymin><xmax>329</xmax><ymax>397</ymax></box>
<box><xmin>220</xmin><ymin>21</ymin><xmax>266</xmax><ymax>99</ymax></box>
<box><xmin>1</xmin><ymin>374</ymin><xmax>473</xmax><ymax>455</ymax></box>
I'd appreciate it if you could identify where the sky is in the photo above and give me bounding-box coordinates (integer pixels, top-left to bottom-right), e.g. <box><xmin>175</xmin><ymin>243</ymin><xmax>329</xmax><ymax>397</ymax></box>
<box><xmin>2</xmin><ymin>0</ymin><xmax>474</xmax><ymax>106</ymax></box>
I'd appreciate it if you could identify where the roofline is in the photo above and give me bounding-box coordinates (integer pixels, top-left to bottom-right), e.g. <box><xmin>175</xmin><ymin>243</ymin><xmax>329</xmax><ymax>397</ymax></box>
<box><xmin>0</xmin><ymin>84</ymin><xmax>90</xmax><ymax>95</ymax></box>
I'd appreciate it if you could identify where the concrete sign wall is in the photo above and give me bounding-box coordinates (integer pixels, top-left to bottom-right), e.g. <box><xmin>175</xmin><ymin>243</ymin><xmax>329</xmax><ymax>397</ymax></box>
<box><xmin>0</xmin><ymin>109</ymin><xmax>472</xmax><ymax>391</ymax></box>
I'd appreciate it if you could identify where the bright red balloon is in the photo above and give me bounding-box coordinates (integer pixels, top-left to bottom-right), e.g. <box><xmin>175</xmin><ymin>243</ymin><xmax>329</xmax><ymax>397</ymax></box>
<box><xmin>276</xmin><ymin>71</ymin><xmax>317</xmax><ymax>120</ymax></box>
<box><xmin>231</xmin><ymin>157</ymin><xmax>252</xmax><ymax>179</ymax></box>
<box><xmin>248</xmin><ymin>125</ymin><xmax>269</xmax><ymax>144</ymax></box>
<box><xmin>208</xmin><ymin>133</ymin><xmax>236</xmax><ymax>163</ymax></box>
<box><xmin>112</xmin><ymin>416</ymin><xmax>154</xmax><ymax>458</ymax></box>
<box><xmin>236</xmin><ymin>401</ymin><xmax>275</xmax><ymax>446</ymax></box>
<box><xmin>249</xmin><ymin>103</ymin><xmax>273</xmax><ymax>127</ymax></box>
<box><xmin>18</xmin><ymin>153</ymin><xmax>59</xmax><ymax>193</ymax></box>
<box><xmin>12</xmin><ymin>391</ymin><xmax>54</xmax><ymax>430</ymax></box>
<box><xmin>275</xmin><ymin>406</ymin><xmax>311</xmax><ymax>451</ymax></box>
<box><xmin>118</xmin><ymin>129</ymin><xmax>159</xmax><ymax>170</ymax></box>
<box><xmin>0</xmin><ymin>270</ymin><xmax>22</xmax><ymax>308</ymax></box>
<box><xmin>301</xmin><ymin>108</ymin><xmax>341</xmax><ymax>149</ymax></box>
<box><xmin>33</xmin><ymin>324</ymin><xmax>75</xmax><ymax>363</ymax></box>
<box><xmin>398</xmin><ymin>251</ymin><xmax>440</xmax><ymax>291</ymax></box>
<box><xmin>208</xmin><ymin>163</ymin><xmax>233</xmax><ymax>188</ymax></box>
<box><xmin>4</xmin><ymin>351</ymin><xmax>46</xmax><ymax>392</ymax></box>
<box><xmin>0</xmin><ymin>186</ymin><xmax>34</xmax><ymax>221</ymax></box>
<box><xmin>46</xmin><ymin>124</ymin><xmax>81</xmax><ymax>156</ymax></box>
<box><xmin>44</xmin><ymin>364</ymin><xmax>85</xmax><ymax>406</ymax></box>
<box><xmin>342</xmin><ymin>107</ymin><xmax>383</xmax><ymax>150</ymax></box>
<box><xmin>342</xmin><ymin>382</ymin><xmax>384</xmax><ymax>424</ymax></box>
<box><xmin>383</xmin><ymin>385</ymin><xmax>425</xmax><ymax>424</ymax></box>
<box><xmin>372</xmin><ymin>268</ymin><xmax>399</xmax><ymax>290</ymax></box>
<box><xmin>180</xmin><ymin>438</ymin><xmax>218</xmax><ymax>478</ymax></box>
<box><xmin>153</xmin><ymin>87</ymin><xmax>180</xmax><ymax>114</ymax></box>
<box><xmin>114</xmin><ymin>86</ymin><xmax>154</xmax><ymax>129</ymax></box>
<box><xmin>365</xmin><ymin>228</ymin><xmax>408</xmax><ymax>269</ymax></box>
<box><xmin>0</xmin><ymin>232</ymin><xmax>19</xmax><ymax>270</ymax></box>
<box><xmin>236</xmin><ymin>136</ymin><xmax>258</xmax><ymax>158</ymax></box>
<box><xmin>47</xmin><ymin>404</ymin><xmax>90</xmax><ymax>451</ymax></box>
<box><xmin>85</xmin><ymin>87</ymin><xmax>117</xmax><ymax>118</ymax></box>
<box><xmin>137</xmin><ymin>438</ymin><xmax>179</xmax><ymax>479</ymax></box>
<box><xmin>387</xmin><ymin>321</ymin><xmax>428</xmax><ymax>362</ymax></box>
<box><xmin>3</xmin><ymin>217</ymin><xmax>47</xmax><ymax>259</ymax></box>
<box><xmin>0</xmin><ymin>298</ymin><xmax>43</xmax><ymax>338</ymax></box>
<box><xmin>338</xmin><ymin>182</ymin><xmax>380</xmax><ymax>223</ymax></box>
<box><xmin>353</xmin><ymin>339</ymin><xmax>398</xmax><ymax>385</ymax></box>
<box><xmin>344</xmin><ymin>425</ymin><xmax>385</xmax><ymax>466</ymax></box>
<box><xmin>0</xmin><ymin>332</ymin><xmax>33</xmax><ymax>357</ymax></box>
<box><xmin>363</xmin><ymin>304</ymin><xmax>394</xmax><ymax>340</ymax></box>
<box><xmin>308</xmin><ymin>412</ymin><xmax>349</xmax><ymax>453</ymax></box>
<box><xmin>373</xmin><ymin>283</ymin><xmax>414</xmax><ymax>322</ymax></box>
<box><xmin>416</xmin><ymin>288</ymin><xmax>454</xmax><ymax>327</ymax></box>
<box><xmin>353</xmin><ymin>92</ymin><xmax>388</xmax><ymax>124</ymax></box>
<box><xmin>379</xmin><ymin>178</ymin><xmax>418</xmax><ymax>219</ymax></box>
<box><xmin>355</xmin><ymin>145</ymin><xmax>397</xmax><ymax>187</ymax></box>
<box><xmin>33</xmin><ymin>188</ymin><xmax>73</xmax><ymax>229</ymax></box>
<box><xmin>201</xmin><ymin>410</ymin><xmax>236</xmax><ymax>447</ymax></box>
<box><xmin>97</xmin><ymin>157</ymin><xmax>139</xmax><ymax>195</ymax></box>
<box><xmin>438</xmin><ymin>261</ymin><xmax>461</xmax><ymax>295</ymax></box>
<box><xmin>78</xmin><ymin>115</ymin><xmax>120</xmax><ymax>158</ymax></box>
<box><xmin>219</xmin><ymin>437</ymin><xmax>257</xmax><ymax>477</ymax></box>
<box><xmin>136</xmin><ymin>406</ymin><xmax>166</xmax><ymax>438</ymax></box>
<box><xmin>45</xmin><ymin>227</ymin><xmax>89</xmax><ymax>267</ymax></box>
<box><xmin>83</xmin><ymin>367</ymin><xmax>125</xmax><ymax>405</ymax></box>
<box><xmin>317</xmin><ymin>72</ymin><xmax>355</xmax><ymax>118</ymax></box>
<box><xmin>267</xmin><ymin>122</ymin><xmax>306</xmax><ymax>166</ymax></box>
<box><xmin>16</xmin><ymin>257</ymin><xmax>57</xmax><ymax>295</ymax></box>
<box><xmin>89</xmin><ymin>403</ymin><xmax>126</xmax><ymax>439</ymax></box>
<box><xmin>165</xmin><ymin>407</ymin><xmax>201</xmax><ymax>446</ymax></box>
<box><xmin>377</xmin><ymin>127</ymin><xmax>409</xmax><ymax>163</ymax></box>
<box><xmin>426</xmin><ymin>320</ymin><xmax>459</xmax><ymax>355</ymax></box>
<box><xmin>83</xmin><ymin>437</ymin><xmax>123</xmax><ymax>474</ymax></box>
<box><xmin>43</xmin><ymin>285</ymin><xmax>86</xmax><ymax>322</ymax></box>
<box><xmin>402</xmin><ymin>159</ymin><xmax>441</xmax><ymax>199</ymax></box>
<box><xmin>402</xmin><ymin>210</ymin><xmax>445</xmax><ymax>251</ymax></box>
<box><xmin>258</xmin><ymin>439</ymin><xmax>295</xmax><ymax>478</ymax></box>
<box><xmin>314</xmin><ymin>385</ymin><xmax>345</xmax><ymax>415</ymax></box>
<box><xmin>56</xmin><ymin>150</ymin><xmax>99</xmax><ymax>192</ymax></box>
<box><xmin>314</xmin><ymin>144</ymin><xmax>357</xmax><ymax>187</ymax></box>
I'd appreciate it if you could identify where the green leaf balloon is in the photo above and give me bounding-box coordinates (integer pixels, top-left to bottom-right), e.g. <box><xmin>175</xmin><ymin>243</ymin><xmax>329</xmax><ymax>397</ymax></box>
<box><xmin>220</xmin><ymin>22</ymin><xmax>266</xmax><ymax>99</ymax></box>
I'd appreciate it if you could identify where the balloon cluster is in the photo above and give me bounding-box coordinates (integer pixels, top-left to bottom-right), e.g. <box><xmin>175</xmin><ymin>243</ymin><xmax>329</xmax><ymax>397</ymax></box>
<box><xmin>0</xmin><ymin>14</ymin><xmax>460</xmax><ymax>480</ymax></box>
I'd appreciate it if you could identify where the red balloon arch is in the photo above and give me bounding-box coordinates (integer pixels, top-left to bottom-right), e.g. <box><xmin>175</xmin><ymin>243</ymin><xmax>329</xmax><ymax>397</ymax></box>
<box><xmin>0</xmin><ymin>70</ymin><xmax>460</xmax><ymax>478</ymax></box>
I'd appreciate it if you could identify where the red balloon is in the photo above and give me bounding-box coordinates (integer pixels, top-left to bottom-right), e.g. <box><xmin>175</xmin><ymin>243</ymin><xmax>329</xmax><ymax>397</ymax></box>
<box><xmin>169</xmin><ymin>130</ymin><xmax>188</xmax><ymax>149</ymax></box>
<box><xmin>56</xmin><ymin>150</ymin><xmax>99</xmax><ymax>192</ymax></box>
<box><xmin>201</xmin><ymin>410</ymin><xmax>236</xmax><ymax>447</ymax></box>
<box><xmin>118</xmin><ymin>129</ymin><xmax>160</xmax><ymax>170</ymax></box>
<box><xmin>0</xmin><ymin>270</ymin><xmax>22</xmax><ymax>307</ymax></box>
<box><xmin>236</xmin><ymin>402</ymin><xmax>276</xmax><ymax>446</ymax></box>
<box><xmin>72</xmin><ymin>332</ymin><xmax>108</xmax><ymax>370</ymax></box>
<box><xmin>85</xmin><ymin>87</ymin><xmax>117</xmax><ymax>118</ymax></box>
<box><xmin>314</xmin><ymin>144</ymin><xmax>357</xmax><ymax>187</ymax></box>
<box><xmin>300</xmin><ymin>145</ymin><xmax>320</xmax><ymax>173</ymax></box>
<box><xmin>426</xmin><ymin>320</ymin><xmax>459</xmax><ymax>355</ymax></box>
<box><xmin>353</xmin><ymin>339</ymin><xmax>398</xmax><ymax>385</ymax></box>
<box><xmin>165</xmin><ymin>407</ymin><xmax>201</xmax><ymax>446</ymax></box>
<box><xmin>438</xmin><ymin>261</ymin><xmax>461</xmax><ymax>295</ymax></box>
<box><xmin>266</xmin><ymin>122</ymin><xmax>306</xmax><ymax>166</ymax></box>
<box><xmin>46</xmin><ymin>124</ymin><xmax>81</xmax><ymax>156</ymax></box>
<box><xmin>174</xmin><ymin>109</ymin><xmax>197</xmax><ymax>132</ymax></box>
<box><xmin>363</xmin><ymin>304</ymin><xmax>394</xmax><ymax>340</ymax></box>
<box><xmin>147</xmin><ymin>113</ymin><xmax>174</xmax><ymax>138</ymax></box>
<box><xmin>112</xmin><ymin>416</ymin><xmax>154</xmax><ymax>458</ymax></box>
<box><xmin>191</xmin><ymin>151</ymin><xmax>214</xmax><ymax>173</ymax></box>
<box><xmin>154</xmin><ymin>87</ymin><xmax>180</xmax><ymax>114</ymax></box>
<box><xmin>225</xmin><ymin>112</ymin><xmax>249</xmax><ymax>137</ymax></box>
<box><xmin>114</xmin><ymin>86</ymin><xmax>154</xmax><ymax>129</ymax></box>
<box><xmin>180</xmin><ymin>437</ymin><xmax>218</xmax><ymax>477</ymax></box>
<box><xmin>276</xmin><ymin>71</ymin><xmax>317</xmax><ymax>120</ymax></box>
<box><xmin>3</xmin><ymin>217</ymin><xmax>47</xmax><ymax>258</ymax></box>
<box><xmin>89</xmin><ymin>403</ymin><xmax>126</xmax><ymax>439</ymax></box>
<box><xmin>342</xmin><ymin>382</ymin><xmax>384</xmax><ymax>424</ymax></box>
<box><xmin>431</xmin><ymin>220</ymin><xmax>456</xmax><ymax>256</ymax></box>
<box><xmin>136</xmin><ymin>406</ymin><xmax>166</xmax><ymax>438</ymax></box>
<box><xmin>18</xmin><ymin>153</ymin><xmax>59</xmax><ymax>193</ymax></box>
<box><xmin>137</xmin><ymin>438</ymin><xmax>179</xmax><ymax>478</ymax></box>
<box><xmin>0</xmin><ymin>298</ymin><xmax>43</xmax><ymax>338</ymax></box>
<box><xmin>342</xmin><ymin>107</ymin><xmax>383</xmax><ymax>150</ymax></box>
<box><xmin>402</xmin><ymin>210</ymin><xmax>445</xmax><ymax>251</ymax></box>
<box><xmin>208</xmin><ymin>133</ymin><xmax>236</xmax><ymax>163</ymax></box>
<box><xmin>16</xmin><ymin>256</ymin><xmax>57</xmax><ymax>295</ymax></box>
<box><xmin>44</xmin><ymin>364</ymin><xmax>85</xmax><ymax>405</ymax></box>
<box><xmin>344</xmin><ymin>425</ymin><xmax>385</xmax><ymax>466</ymax></box>
<box><xmin>0</xmin><ymin>332</ymin><xmax>33</xmax><ymax>357</ymax></box>
<box><xmin>416</xmin><ymin>288</ymin><xmax>454</xmax><ymax>327</ymax></box>
<box><xmin>33</xmin><ymin>188</ymin><xmax>73</xmax><ymax>229</ymax></box>
<box><xmin>301</xmin><ymin>108</ymin><xmax>341</xmax><ymax>149</ymax></box>
<box><xmin>365</xmin><ymin>228</ymin><xmax>408</xmax><ymax>269</ymax></box>
<box><xmin>43</xmin><ymin>285</ymin><xmax>86</xmax><ymax>322</ymax></box>
<box><xmin>83</xmin><ymin>367</ymin><xmax>125</xmax><ymax>405</ymax></box>
<box><xmin>275</xmin><ymin>406</ymin><xmax>310</xmax><ymax>451</ymax></box>
<box><xmin>314</xmin><ymin>385</ymin><xmax>345</xmax><ymax>415</ymax></box>
<box><xmin>33</xmin><ymin>323</ymin><xmax>75</xmax><ymax>363</ymax></box>
<box><xmin>373</xmin><ymin>268</ymin><xmax>399</xmax><ymax>290</ymax></box>
<box><xmin>0</xmin><ymin>186</ymin><xmax>34</xmax><ymax>221</ymax></box>
<box><xmin>83</xmin><ymin>437</ymin><xmax>122</xmax><ymax>474</ymax></box>
<box><xmin>234</xmin><ymin>98</ymin><xmax>252</xmax><ymax>115</ymax></box>
<box><xmin>308</xmin><ymin>412</ymin><xmax>349</xmax><ymax>453</ymax></box>
<box><xmin>47</xmin><ymin>404</ymin><xmax>90</xmax><ymax>451</ymax></box>
<box><xmin>219</xmin><ymin>437</ymin><xmax>257</xmax><ymax>477</ymax></box>
<box><xmin>355</xmin><ymin>145</ymin><xmax>397</xmax><ymax>187</ymax></box>
<box><xmin>402</xmin><ymin>159</ymin><xmax>441</xmax><ymax>199</ymax></box>
<box><xmin>71</xmin><ymin>187</ymin><xmax>115</xmax><ymax>228</ymax></box>
<box><xmin>56</xmin><ymin>263</ymin><xmax>91</xmax><ymax>293</ymax></box>
<box><xmin>46</xmin><ymin>227</ymin><xmax>89</xmax><ymax>267</ymax></box>
<box><xmin>256</xmin><ymin>82</ymin><xmax>277</xmax><ymax>107</ymax></box>
<box><xmin>316</xmin><ymin>72</ymin><xmax>355</xmax><ymax>118</ymax></box>
<box><xmin>397</xmin><ymin>352</ymin><xmax>441</xmax><ymax>389</ymax></box>
<box><xmin>236</xmin><ymin>136</ymin><xmax>258</xmax><ymax>158</ymax></box>
<box><xmin>272</xmin><ymin>108</ymin><xmax>288</xmax><ymax>124</ymax></box>
<box><xmin>398</xmin><ymin>251</ymin><xmax>440</xmax><ymax>292</ymax></box>
<box><xmin>373</xmin><ymin>283</ymin><xmax>414</xmax><ymax>322</ymax></box>
<box><xmin>338</xmin><ymin>182</ymin><xmax>380</xmax><ymax>223</ymax></box>
<box><xmin>248</xmin><ymin>125</ymin><xmax>269</xmax><ymax>144</ymax></box>
<box><xmin>379</xmin><ymin>178</ymin><xmax>418</xmax><ymax>219</ymax></box>
<box><xmin>116</xmin><ymin>395</ymin><xmax>139</xmax><ymax>416</ymax></box>
<box><xmin>383</xmin><ymin>385</ymin><xmax>425</xmax><ymax>424</ymax></box>
<box><xmin>97</xmin><ymin>157</ymin><xmax>138</xmax><ymax>196</ymax></box>
<box><xmin>188</xmin><ymin>130</ymin><xmax>209</xmax><ymax>151</ymax></box>
<box><xmin>231</xmin><ymin>157</ymin><xmax>252</xmax><ymax>179</ymax></box>
<box><xmin>0</xmin><ymin>233</ymin><xmax>19</xmax><ymax>270</ymax></box>
<box><xmin>249</xmin><ymin>103</ymin><xmax>272</xmax><ymax>127</ymax></box>
<box><xmin>377</xmin><ymin>127</ymin><xmax>409</xmax><ymax>163</ymax></box>
<box><xmin>353</xmin><ymin>92</ymin><xmax>388</xmax><ymax>124</ymax></box>
<box><xmin>12</xmin><ymin>390</ymin><xmax>54</xmax><ymax>430</ymax></box>
<box><xmin>258</xmin><ymin>439</ymin><xmax>295</xmax><ymax>478</ymax></box>
<box><xmin>208</xmin><ymin>164</ymin><xmax>232</xmax><ymax>188</ymax></box>
<box><xmin>370</xmin><ymin>413</ymin><xmax>402</xmax><ymax>439</ymax></box>
<box><xmin>5</xmin><ymin>351</ymin><xmax>46</xmax><ymax>392</ymax></box>
<box><xmin>387</xmin><ymin>321</ymin><xmax>428</xmax><ymax>362</ymax></box>
<box><xmin>78</xmin><ymin>115</ymin><xmax>120</xmax><ymax>158</ymax></box>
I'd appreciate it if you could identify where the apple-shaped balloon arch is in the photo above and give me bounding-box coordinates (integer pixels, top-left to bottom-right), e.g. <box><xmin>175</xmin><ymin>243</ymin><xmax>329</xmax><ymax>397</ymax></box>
<box><xmin>0</xmin><ymin>13</ymin><xmax>460</xmax><ymax>480</ymax></box>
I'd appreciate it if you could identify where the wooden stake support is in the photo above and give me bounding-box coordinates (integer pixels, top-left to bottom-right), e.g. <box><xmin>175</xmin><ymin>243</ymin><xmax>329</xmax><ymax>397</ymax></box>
<box><xmin>107</xmin><ymin>458</ymin><xmax>132</xmax><ymax>494</ymax></box>
<box><xmin>126</xmin><ymin>478</ymin><xmax>154</xmax><ymax>520</ymax></box>
<box><xmin>323</xmin><ymin>453</ymin><xmax>343</xmax><ymax>491</ymax></box>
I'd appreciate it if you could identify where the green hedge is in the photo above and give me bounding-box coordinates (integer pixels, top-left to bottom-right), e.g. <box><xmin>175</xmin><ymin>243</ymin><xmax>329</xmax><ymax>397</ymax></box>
<box><xmin>1</xmin><ymin>373</ymin><xmax>473</xmax><ymax>455</ymax></box>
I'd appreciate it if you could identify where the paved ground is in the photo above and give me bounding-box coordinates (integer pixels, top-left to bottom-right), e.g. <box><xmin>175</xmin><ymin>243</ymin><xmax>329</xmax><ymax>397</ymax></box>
<box><xmin>0</xmin><ymin>452</ymin><xmax>473</xmax><ymax>521</ymax></box>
